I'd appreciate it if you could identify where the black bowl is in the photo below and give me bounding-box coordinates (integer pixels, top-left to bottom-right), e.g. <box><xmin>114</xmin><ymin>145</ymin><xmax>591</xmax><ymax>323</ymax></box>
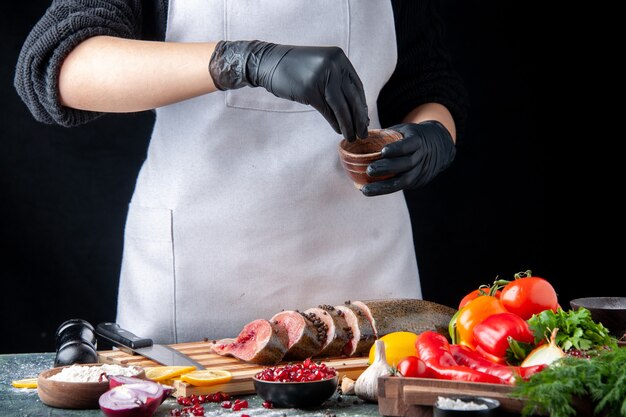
<box><xmin>570</xmin><ymin>297</ymin><xmax>626</xmax><ymax>338</ymax></box>
<box><xmin>252</xmin><ymin>375</ymin><xmax>338</xmax><ymax>409</ymax></box>
<box><xmin>434</xmin><ymin>396</ymin><xmax>500</xmax><ymax>417</ymax></box>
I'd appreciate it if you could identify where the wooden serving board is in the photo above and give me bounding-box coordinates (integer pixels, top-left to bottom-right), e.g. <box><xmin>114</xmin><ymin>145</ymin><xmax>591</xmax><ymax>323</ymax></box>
<box><xmin>97</xmin><ymin>340</ymin><xmax>369</xmax><ymax>397</ymax></box>
<box><xmin>377</xmin><ymin>376</ymin><xmax>526</xmax><ymax>417</ymax></box>
<box><xmin>377</xmin><ymin>375</ymin><xmax>597</xmax><ymax>417</ymax></box>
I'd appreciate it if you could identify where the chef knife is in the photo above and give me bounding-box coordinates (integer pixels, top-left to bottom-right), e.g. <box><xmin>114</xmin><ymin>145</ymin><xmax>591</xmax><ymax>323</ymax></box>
<box><xmin>95</xmin><ymin>322</ymin><xmax>206</xmax><ymax>369</ymax></box>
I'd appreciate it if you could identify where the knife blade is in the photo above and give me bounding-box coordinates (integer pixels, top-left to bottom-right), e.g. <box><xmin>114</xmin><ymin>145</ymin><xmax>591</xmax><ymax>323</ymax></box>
<box><xmin>95</xmin><ymin>322</ymin><xmax>206</xmax><ymax>369</ymax></box>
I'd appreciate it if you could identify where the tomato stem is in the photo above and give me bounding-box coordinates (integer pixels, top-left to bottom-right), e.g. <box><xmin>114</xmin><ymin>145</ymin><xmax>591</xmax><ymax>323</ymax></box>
<box><xmin>481</xmin><ymin>276</ymin><xmax>509</xmax><ymax>295</ymax></box>
<box><xmin>514</xmin><ymin>270</ymin><xmax>532</xmax><ymax>279</ymax></box>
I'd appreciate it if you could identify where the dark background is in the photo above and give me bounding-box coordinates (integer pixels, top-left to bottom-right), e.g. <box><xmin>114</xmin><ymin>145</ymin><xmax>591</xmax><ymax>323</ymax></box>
<box><xmin>0</xmin><ymin>2</ymin><xmax>593</xmax><ymax>354</ymax></box>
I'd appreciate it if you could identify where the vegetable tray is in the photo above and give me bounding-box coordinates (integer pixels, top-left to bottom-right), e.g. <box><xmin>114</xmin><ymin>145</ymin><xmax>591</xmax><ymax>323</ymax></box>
<box><xmin>377</xmin><ymin>375</ymin><xmax>525</xmax><ymax>417</ymax></box>
<box><xmin>97</xmin><ymin>340</ymin><xmax>369</xmax><ymax>397</ymax></box>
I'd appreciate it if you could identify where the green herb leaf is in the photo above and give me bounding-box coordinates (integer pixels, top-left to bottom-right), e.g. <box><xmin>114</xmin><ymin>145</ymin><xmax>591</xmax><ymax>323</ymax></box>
<box><xmin>527</xmin><ymin>307</ymin><xmax>617</xmax><ymax>352</ymax></box>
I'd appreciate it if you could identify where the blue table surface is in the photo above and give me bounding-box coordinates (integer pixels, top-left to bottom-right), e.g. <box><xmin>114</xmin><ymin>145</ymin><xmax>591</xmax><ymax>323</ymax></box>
<box><xmin>1</xmin><ymin>352</ymin><xmax>382</xmax><ymax>417</ymax></box>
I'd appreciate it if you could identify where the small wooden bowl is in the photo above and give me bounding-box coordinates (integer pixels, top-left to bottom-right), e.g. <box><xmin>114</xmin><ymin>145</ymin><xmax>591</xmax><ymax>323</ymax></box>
<box><xmin>337</xmin><ymin>129</ymin><xmax>403</xmax><ymax>189</ymax></box>
<box><xmin>37</xmin><ymin>363</ymin><xmax>144</xmax><ymax>409</ymax></box>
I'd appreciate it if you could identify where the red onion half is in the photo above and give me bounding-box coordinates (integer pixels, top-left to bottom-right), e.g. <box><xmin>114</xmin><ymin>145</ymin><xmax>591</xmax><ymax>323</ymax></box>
<box><xmin>99</xmin><ymin>376</ymin><xmax>172</xmax><ymax>417</ymax></box>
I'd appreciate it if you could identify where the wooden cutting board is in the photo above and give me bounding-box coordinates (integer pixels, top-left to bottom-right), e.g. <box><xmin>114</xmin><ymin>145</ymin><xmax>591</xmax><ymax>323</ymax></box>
<box><xmin>97</xmin><ymin>340</ymin><xmax>369</xmax><ymax>397</ymax></box>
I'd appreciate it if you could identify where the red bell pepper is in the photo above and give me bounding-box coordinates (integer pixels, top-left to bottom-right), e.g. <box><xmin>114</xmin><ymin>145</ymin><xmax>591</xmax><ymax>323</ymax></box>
<box><xmin>450</xmin><ymin>344</ymin><xmax>547</xmax><ymax>385</ymax></box>
<box><xmin>415</xmin><ymin>331</ymin><xmax>504</xmax><ymax>384</ymax></box>
<box><xmin>472</xmin><ymin>312</ymin><xmax>535</xmax><ymax>363</ymax></box>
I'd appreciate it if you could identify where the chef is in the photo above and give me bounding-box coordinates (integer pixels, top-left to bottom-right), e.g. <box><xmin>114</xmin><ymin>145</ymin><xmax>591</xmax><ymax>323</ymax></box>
<box><xmin>14</xmin><ymin>1</ymin><xmax>468</xmax><ymax>343</ymax></box>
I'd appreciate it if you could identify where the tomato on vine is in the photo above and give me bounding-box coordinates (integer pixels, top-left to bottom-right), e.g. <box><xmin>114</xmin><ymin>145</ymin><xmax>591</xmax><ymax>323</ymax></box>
<box><xmin>499</xmin><ymin>270</ymin><xmax>558</xmax><ymax>320</ymax></box>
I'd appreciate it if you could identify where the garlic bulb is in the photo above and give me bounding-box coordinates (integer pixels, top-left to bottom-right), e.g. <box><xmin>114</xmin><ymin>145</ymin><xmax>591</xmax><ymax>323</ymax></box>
<box><xmin>354</xmin><ymin>339</ymin><xmax>392</xmax><ymax>402</ymax></box>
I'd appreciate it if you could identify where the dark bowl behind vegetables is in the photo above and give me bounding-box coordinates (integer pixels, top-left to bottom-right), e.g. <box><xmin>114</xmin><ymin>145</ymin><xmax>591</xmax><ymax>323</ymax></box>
<box><xmin>569</xmin><ymin>297</ymin><xmax>626</xmax><ymax>340</ymax></box>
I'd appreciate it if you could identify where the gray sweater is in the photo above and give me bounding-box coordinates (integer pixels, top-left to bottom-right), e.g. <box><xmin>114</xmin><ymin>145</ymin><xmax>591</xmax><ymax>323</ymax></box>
<box><xmin>14</xmin><ymin>0</ymin><xmax>468</xmax><ymax>135</ymax></box>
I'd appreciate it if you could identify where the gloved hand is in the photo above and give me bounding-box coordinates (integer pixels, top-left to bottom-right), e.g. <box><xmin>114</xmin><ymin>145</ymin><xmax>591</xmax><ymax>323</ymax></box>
<box><xmin>361</xmin><ymin>121</ymin><xmax>456</xmax><ymax>196</ymax></box>
<box><xmin>209</xmin><ymin>40</ymin><xmax>368</xmax><ymax>141</ymax></box>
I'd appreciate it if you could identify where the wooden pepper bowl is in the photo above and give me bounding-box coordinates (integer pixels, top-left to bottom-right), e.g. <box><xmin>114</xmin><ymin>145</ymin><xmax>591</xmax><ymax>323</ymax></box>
<box><xmin>37</xmin><ymin>363</ymin><xmax>145</xmax><ymax>409</ymax></box>
<box><xmin>337</xmin><ymin>129</ymin><xmax>403</xmax><ymax>189</ymax></box>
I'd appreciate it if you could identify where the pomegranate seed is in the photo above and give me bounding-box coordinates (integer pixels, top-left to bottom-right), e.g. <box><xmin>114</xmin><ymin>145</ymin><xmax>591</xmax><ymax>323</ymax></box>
<box><xmin>255</xmin><ymin>359</ymin><xmax>337</xmax><ymax>382</ymax></box>
<box><xmin>262</xmin><ymin>400</ymin><xmax>273</xmax><ymax>409</ymax></box>
<box><xmin>221</xmin><ymin>401</ymin><xmax>232</xmax><ymax>409</ymax></box>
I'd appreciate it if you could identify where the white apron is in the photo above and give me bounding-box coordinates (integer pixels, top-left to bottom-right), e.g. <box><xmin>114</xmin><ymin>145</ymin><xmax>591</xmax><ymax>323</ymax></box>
<box><xmin>116</xmin><ymin>0</ymin><xmax>421</xmax><ymax>344</ymax></box>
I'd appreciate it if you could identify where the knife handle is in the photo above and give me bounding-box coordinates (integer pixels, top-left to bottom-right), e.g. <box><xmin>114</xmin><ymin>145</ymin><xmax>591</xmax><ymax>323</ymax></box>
<box><xmin>96</xmin><ymin>322</ymin><xmax>153</xmax><ymax>349</ymax></box>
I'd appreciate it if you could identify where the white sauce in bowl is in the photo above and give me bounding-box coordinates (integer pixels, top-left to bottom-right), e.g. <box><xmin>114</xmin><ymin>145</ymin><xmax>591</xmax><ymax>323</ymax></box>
<box><xmin>48</xmin><ymin>364</ymin><xmax>141</xmax><ymax>382</ymax></box>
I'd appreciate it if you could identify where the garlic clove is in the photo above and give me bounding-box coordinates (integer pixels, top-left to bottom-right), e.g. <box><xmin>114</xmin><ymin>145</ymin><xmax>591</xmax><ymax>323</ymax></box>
<box><xmin>354</xmin><ymin>339</ymin><xmax>392</xmax><ymax>403</ymax></box>
<box><xmin>340</xmin><ymin>376</ymin><xmax>355</xmax><ymax>395</ymax></box>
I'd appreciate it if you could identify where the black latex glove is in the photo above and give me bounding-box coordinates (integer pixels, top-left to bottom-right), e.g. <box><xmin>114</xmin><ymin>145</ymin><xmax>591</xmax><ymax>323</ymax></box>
<box><xmin>361</xmin><ymin>121</ymin><xmax>456</xmax><ymax>196</ymax></box>
<box><xmin>209</xmin><ymin>40</ymin><xmax>368</xmax><ymax>141</ymax></box>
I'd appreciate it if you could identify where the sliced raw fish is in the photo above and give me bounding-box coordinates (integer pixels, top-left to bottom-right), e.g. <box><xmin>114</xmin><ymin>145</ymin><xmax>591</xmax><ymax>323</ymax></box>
<box><xmin>335</xmin><ymin>302</ymin><xmax>375</xmax><ymax>357</ymax></box>
<box><xmin>209</xmin><ymin>319</ymin><xmax>288</xmax><ymax>365</ymax></box>
<box><xmin>210</xmin><ymin>298</ymin><xmax>457</xmax><ymax>365</ymax></box>
<box><xmin>303</xmin><ymin>305</ymin><xmax>350</xmax><ymax>358</ymax></box>
<box><xmin>271</xmin><ymin>310</ymin><xmax>324</xmax><ymax>360</ymax></box>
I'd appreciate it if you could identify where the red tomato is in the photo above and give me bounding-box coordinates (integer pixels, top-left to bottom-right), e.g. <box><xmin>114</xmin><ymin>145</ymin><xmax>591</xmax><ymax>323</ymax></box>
<box><xmin>459</xmin><ymin>288</ymin><xmax>502</xmax><ymax>309</ymax></box>
<box><xmin>499</xmin><ymin>276</ymin><xmax>558</xmax><ymax>320</ymax></box>
<box><xmin>396</xmin><ymin>356</ymin><xmax>432</xmax><ymax>378</ymax></box>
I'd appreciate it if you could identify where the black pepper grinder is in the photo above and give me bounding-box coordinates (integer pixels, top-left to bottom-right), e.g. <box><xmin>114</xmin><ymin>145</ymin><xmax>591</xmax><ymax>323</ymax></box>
<box><xmin>54</xmin><ymin>318</ymin><xmax>98</xmax><ymax>367</ymax></box>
